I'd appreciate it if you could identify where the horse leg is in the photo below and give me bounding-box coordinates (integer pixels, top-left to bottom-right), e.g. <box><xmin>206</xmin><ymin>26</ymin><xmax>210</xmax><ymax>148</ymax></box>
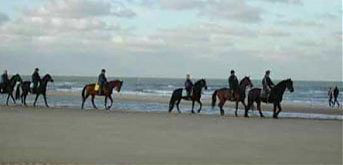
<box><xmin>273</xmin><ymin>103</ymin><xmax>277</xmax><ymax>119</ymax></box>
<box><xmin>91</xmin><ymin>95</ymin><xmax>97</xmax><ymax>109</ymax></box>
<box><xmin>218</xmin><ymin>101</ymin><xmax>225</xmax><ymax>116</ymax></box>
<box><xmin>235</xmin><ymin>100</ymin><xmax>239</xmax><ymax>117</ymax></box>
<box><xmin>245</xmin><ymin>100</ymin><xmax>253</xmax><ymax>118</ymax></box>
<box><xmin>24</xmin><ymin>94</ymin><xmax>28</xmax><ymax>106</ymax></box>
<box><xmin>276</xmin><ymin>103</ymin><xmax>282</xmax><ymax>118</ymax></box>
<box><xmin>197</xmin><ymin>100</ymin><xmax>202</xmax><ymax>113</ymax></box>
<box><xmin>33</xmin><ymin>94</ymin><xmax>40</xmax><ymax>107</ymax></box>
<box><xmin>257</xmin><ymin>102</ymin><xmax>264</xmax><ymax>117</ymax></box>
<box><xmin>81</xmin><ymin>94</ymin><xmax>89</xmax><ymax>110</ymax></box>
<box><xmin>43</xmin><ymin>94</ymin><xmax>49</xmax><ymax>108</ymax></box>
<box><xmin>10</xmin><ymin>93</ymin><xmax>16</xmax><ymax>104</ymax></box>
<box><xmin>104</xmin><ymin>96</ymin><xmax>108</xmax><ymax>109</ymax></box>
<box><xmin>191</xmin><ymin>100</ymin><xmax>195</xmax><ymax>114</ymax></box>
<box><xmin>176</xmin><ymin>99</ymin><xmax>181</xmax><ymax>113</ymax></box>
<box><xmin>108</xmin><ymin>95</ymin><xmax>113</xmax><ymax>110</ymax></box>
<box><xmin>6</xmin><ymin>94</ymin><xmax>10</xmax><ymax>106</ymax></box>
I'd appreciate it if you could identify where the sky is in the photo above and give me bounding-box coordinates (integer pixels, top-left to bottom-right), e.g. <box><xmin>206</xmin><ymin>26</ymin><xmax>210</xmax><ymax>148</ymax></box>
<box><xmin>0</xmin><ymin>0</ymin><xmax>342</xmax><ymax>81</ymax></box>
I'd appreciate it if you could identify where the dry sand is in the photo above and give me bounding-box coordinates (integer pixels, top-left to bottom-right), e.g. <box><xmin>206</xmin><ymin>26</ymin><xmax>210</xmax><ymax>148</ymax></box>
<box><xmin>0</xmin><ymin>105</ymin><xmax>342</xmax><ymax>164</ymax></box>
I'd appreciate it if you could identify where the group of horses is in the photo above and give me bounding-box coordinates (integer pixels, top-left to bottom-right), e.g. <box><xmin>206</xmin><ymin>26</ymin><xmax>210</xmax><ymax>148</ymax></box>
<box><xmin>0</xmin><ymin>73</ymin><xmax>124</xmax><ymax>110</ymax></box>
<box><xmin>0</xmin><ymin>74</ymin><xmax>54</xmax><ymax>107</ymax></box>
<box><xmin>168</xmin><ymin>77</ymin><xmax>294</xmax><ymax>119</ymax></box>
<box><xmin>1</xmin><ymin>73</ymin><xmax>294</xmax><ymax>119</ymax></box>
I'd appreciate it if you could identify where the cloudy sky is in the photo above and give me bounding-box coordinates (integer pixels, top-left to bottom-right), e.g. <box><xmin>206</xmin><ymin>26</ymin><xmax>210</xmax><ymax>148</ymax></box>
<box><xmin>0</xmin><ymin>0</ymin><xmax>341</xmax><ymax>81</ymax></box>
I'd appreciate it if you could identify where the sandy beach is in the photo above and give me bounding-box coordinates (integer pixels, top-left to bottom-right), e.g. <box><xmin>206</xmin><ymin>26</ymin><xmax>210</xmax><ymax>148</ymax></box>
<box><xmin>0</xmin><ymin>104</ymin><xmax>341</xmax><ymax>164</ymax></box>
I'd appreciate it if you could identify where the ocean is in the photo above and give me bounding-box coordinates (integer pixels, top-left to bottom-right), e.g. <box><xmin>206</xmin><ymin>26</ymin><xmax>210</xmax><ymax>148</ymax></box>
<box><xmin>1</xmin><ymin>76</ymin><xmax>342</xmax><ymax>119</ymax></box>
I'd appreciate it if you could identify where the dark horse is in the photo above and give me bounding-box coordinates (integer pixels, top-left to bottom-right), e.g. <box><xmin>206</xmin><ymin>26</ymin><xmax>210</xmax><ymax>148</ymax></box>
<box><xmin>211</xmin><ymin>76</ymin><xmax>253</xmax><ymax>116</ymax></box>
<box><xmin>1</xmin><ymin>74</ymin><xmax>22</xmax><ymax>105</ymax></box>
<box><xmin>16</xmin><ymin>74</ymin><xmax>54</xmax><ymax>107</ymax></box>
<box><xmin>245</xmin><ymin>79</ymin><xmax>294</xmax><ymax>119</ymax></box>
<box><xmin>169</xmin><ymin>79</ymin><xmax>207</xmax><ymax>113</ymax></box>
<box><xmin>81</xmin><ymin>80</ymin><xmax>123</xmax><ymax>110</ymax></box>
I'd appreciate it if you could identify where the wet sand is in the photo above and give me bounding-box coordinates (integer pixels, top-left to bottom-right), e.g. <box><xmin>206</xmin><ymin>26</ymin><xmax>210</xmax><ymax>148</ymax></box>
<box><xmin>0</xmin><ymin>105</ymin><xmax>341</xmax><ymax>164</ymax></box>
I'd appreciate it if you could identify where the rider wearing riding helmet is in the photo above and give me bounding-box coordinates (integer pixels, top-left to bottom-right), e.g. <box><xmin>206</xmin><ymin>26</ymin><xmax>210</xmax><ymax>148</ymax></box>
<box><xmin>262</xmin><ymin>70</ymin><xmax>274</xmax><ymax>100</ymax></box>
<box><xmin>185</xmin><ymin>74</ymin><xmax>193</xmax><ymax>99</ymax></box>
<box><xmin>228</xmin><ymin>69</ymin><xmax>239</xmax><ymax>98</ymax></box>
<box><xmin>32</xmin><ymin>68</ymin><xmax>41</xmax><ymax>93</ymax></box>
<box><xmin>98</xmin><ymin>69</ymin><xmax>107</xmax><ymax>95</ymax></box>
<box><xmin>0</xmin><ymin>70</ymin><xmax>9</xmax><ymax>93</ymax></box>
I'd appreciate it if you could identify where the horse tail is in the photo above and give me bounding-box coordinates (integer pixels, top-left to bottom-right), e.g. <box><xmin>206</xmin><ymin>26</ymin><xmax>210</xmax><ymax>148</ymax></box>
<box><xmin>169</xmin><ymin>89</ymin><xmax>181</xmax><ymax>112</ymax></box>
<box><xmin>81</xmin><ymin>85</ymin><xmax>87</xmax><ymax>99</ymax></box>
<box><xmin>15</xmin><ymin>83</ymin><xmax>21</xmax><ymax>100</ymax></box>
<box><xmin>211</xmin><ymin>90</ymin><xmax>218</xmax><ymax>108</ymax></box>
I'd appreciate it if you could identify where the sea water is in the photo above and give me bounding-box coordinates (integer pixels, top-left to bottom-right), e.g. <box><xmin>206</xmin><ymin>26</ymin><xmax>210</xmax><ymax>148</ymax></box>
<box><xmin>1</xmin><ymin>76</ymin><xmax>342</xmax><ymax>120</ymax></box>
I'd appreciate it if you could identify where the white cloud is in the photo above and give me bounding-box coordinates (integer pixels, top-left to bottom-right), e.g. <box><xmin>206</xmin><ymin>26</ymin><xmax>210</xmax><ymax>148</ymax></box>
<box><xmin>24</xmin><ymin>0</ymin><xmax>136</xmax><ymax>18</ymax></box>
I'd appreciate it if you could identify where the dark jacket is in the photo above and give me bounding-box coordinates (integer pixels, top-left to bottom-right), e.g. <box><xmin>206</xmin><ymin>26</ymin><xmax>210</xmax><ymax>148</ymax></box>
<box><xmin>185</xmin><ymin>79</ymin><xmax>193</xmax><ymax>91</ymax></box>
<box><xmin>262</xmin><ymin>76</ymin><xmax>274</xmax><ymax>90</ymax></box>
<box><xmin>1</xmin><ymin>73</ymin><xmax>9</xmax><ymax>84</ymax></box>
<box><xmin>228</xmin><ymin>75</ymin><xmax>239</xmax><ymax>90</ymax></box>
<box><xmin>32</xmin><ymin>71</ymin><xmax>41</xmax><ymax>83</ymax></box>
<box><xmin>333</xmin><ymin>87</ymin><xmax>339</xmax><ymax>98</ymax></box>
<box><xmin>98</xmin><ymin>73</ymin><xmax>107</xmax><ymax>85</ymax></box>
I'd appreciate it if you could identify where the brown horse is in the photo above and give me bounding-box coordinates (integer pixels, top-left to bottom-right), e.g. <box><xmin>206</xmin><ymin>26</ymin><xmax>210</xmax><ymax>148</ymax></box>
<box><xmin>245</xmin><ymin>79</ymin><xmax>294</xmax><ymax>119</ymax></box>
<box><xmin>211</xmin><ymin>76</ymin><xmax>253</xmax><ymax>116</ymax></box>
<box><xmin>81</xmin><ymin>80</ymin><xmax>123</xmax><ymax>110</ymax></box>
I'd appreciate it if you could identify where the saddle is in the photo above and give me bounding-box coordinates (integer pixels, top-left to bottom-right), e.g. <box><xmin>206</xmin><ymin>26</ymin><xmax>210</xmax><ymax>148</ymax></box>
<box><xmin>260</xmin><ymin>90</ymin><xmax>270</xmax><ymax>102</ymax></box>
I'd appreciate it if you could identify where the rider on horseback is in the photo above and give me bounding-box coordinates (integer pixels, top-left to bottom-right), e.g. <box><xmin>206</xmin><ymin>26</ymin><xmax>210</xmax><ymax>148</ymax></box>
<box><xmin>262</xmin><ymin>70</ymin><xmax>274</xmax><ymax>101</ymax></box>
<box><xmin>98</xmin><ymin>69</ymin><xmax>107</xmax><ymax>95</ymax></box>
<box><xmin>0</xmin><ymin>70</ymin><xmax>9</xmax><ymax>93</ymax></box>
<box><xmin>32</xmin><ymin>68</ymin><xmax>41</xmax><ymax>94</ymax></box>
<box><xmin>185</xmin><ymin>74</ymin><xmax>193</xmax><ymax>99</ymax></box>
<box><xmin>228</xmin><ymin>70</ymin><xmax>239</xmax><ymax>99</ymax></box>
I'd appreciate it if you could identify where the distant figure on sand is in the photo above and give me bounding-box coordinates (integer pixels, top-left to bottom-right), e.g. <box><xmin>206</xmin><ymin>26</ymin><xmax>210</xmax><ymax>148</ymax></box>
<box><xmin>332</xmin><ymin>86</ymin><xmax>340</xmax><ymax>108</ymax></box>
<box><xmin>262</xmin><ymin>70</ymin><xmax>274</xmax><ymax>102</ymax></box>
<box><xmin>228</xmin><ymin>69</ymin><xmax>239</xmax><ymax>99</ymax></box>
<box><xmin>32</xmin><ymin>68</ymin><xmax>41</xmax><ymax>94</ymax></box>
<box><xmin>328</xmin><ymin>88</ymin><xmax>333</xmax><ymax>107</ymax></box>
<box><xmin>98</xmin><ymin>69</ymin><xmax>107</xmax><ymax>95</ymax></box>
<box><xmin>184</xmin><ymin>74</ymin><xmax>193</xmax><ymax>99</ymax></box>
<box><xmin>0</xmin><ymin>70</ymin><xmax>9</xmax><ymax>93</ymax></box>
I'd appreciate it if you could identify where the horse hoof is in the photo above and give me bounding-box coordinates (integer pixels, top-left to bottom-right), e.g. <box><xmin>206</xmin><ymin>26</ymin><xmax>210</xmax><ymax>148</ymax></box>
<box><xmin>244</xmin><ymin>115</ymin><xmax>249</xmax><ymax>118</ymax></box>
<box><xmin>191</xmin><ymin>111</ymin><xmax>195</xmax><ymax>114</ymax></box>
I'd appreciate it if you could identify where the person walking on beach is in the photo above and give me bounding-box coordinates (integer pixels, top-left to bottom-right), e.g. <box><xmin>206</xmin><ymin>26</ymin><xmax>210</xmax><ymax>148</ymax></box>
<box><xmin>228</xmin><ymin>69</ymin><xmax>239</xmax><ymax>99</ymax></box>
<box><xmin>262</xmin><ymin>70</ymin><xmax>274</xmax><ymax>102</ymax></box>
<box><xmin>328</xmin><ymin>88</ymin><xmax>333</xmax><ymax>107</ymax></box>
<box><xmin>0</xmin><ymin>70</ymin><xmax>9</xmax><ymax>93</ymax></box>
<box><xmin>98</xmin><ymin>69</ymin><xmax>107</xmax><ymax>95</ymax></box>
<box><xmin>332</xmin><ymin>86</ymin><xmax>340</xmax><ymax>108</ymax></box>
<box><xmin>32</xmin><ymin>68</ymin><xmax>41</xmax><ymax>94</ymax></box>
<box><xmin>185</xmin><ymin>74</ymin><xmax>193</xmax><ymax>99</ymax></box>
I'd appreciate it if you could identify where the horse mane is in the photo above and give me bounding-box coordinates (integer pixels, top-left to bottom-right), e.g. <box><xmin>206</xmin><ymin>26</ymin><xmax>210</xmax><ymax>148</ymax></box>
<box><xmin>239</xmin><ymin>76</ymin><xmax>249</xmax><ymax>86</ymax></box>
<box><xmin>194</xmin><ymin>79</ymin><xmax>204</xmax><ymax>86</ymax></box>
<box><xmin>275</xmin><ymin>79</ymin><xmax>292</xmax><ymax>88</ymax></box>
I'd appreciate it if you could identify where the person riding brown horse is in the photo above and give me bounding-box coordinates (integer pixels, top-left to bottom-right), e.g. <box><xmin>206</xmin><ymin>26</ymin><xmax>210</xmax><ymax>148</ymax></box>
<box><xmin>212</xmin><ymin>76</ymin><xmax>253</xmax><ymax>116</ymax></box>
<box><xmin>228</xmin><ymin>70</ymin><xmax>239</xmax><ymax>100</ymax></box>
<box><xmin>81</xmin><ymin>80</ymin><xmax>123</xmax><ymax>110</ymax></box>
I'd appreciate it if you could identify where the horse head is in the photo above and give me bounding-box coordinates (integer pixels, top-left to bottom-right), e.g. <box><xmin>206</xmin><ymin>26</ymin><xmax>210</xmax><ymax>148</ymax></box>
<box><xmin>42</xmin><ymin>74</ymin><xmax>54</xmax><ymax>83</ymax></box>
<box><xmin>240</xmin><ymin>76</ymin><xmax>253</xmax><ymax>88</ymax></box>
<box><xmin>108</xmin><ymin>80</ymin><xmax>123</xmax><ymax>93</ymax></box>
<box><xmin>195</xmin><ymin>79</ymin><xmax>207</xmax><ymax>90</ymax></box>
<box><xmin>10</xmin><ymin>74</ymin><xmax>22</xmax><ymax>84</ymax></box>
<box><xmin>285</xmin><ymin>78</ymin><xmax>294</xmax><ymax>92</ymax></box>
